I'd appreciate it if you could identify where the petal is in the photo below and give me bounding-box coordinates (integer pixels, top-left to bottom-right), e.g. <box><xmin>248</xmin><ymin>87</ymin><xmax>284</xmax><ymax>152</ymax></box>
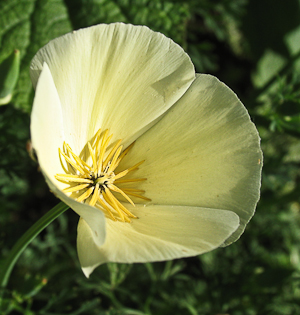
<box><xmin>30</xmin><ymin>62</ymin><xmax>65</xmax><ymax>189</ymax></box>
<box><xmin>30</xmin><ymin>23</ymin><xmax>195</xmax><ymax>155</ymax></box>
<box><xmin>120</xmin><ymin>74</ymin><xmax>262</xmax><ymax>245</ymax></box>
<box><xmin>31</xmin><ymin>63</ymin><xmax>106</xmax><ymax>247</ymax></box>
<box><xmin>77</xmin><ymin>204</ymin><xmax>239</xmax><ymax>277</ymax></box>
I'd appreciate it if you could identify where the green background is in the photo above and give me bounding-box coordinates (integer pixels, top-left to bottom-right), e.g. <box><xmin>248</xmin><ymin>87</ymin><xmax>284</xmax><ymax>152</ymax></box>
<box><xmin>1</xmin><ymin>0</ymin><xmax>300</xmax><ymax>314</ymax></box>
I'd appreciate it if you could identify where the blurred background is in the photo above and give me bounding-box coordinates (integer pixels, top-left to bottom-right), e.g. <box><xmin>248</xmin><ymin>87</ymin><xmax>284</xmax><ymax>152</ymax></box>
<box><xmin>1</xmin><ymin>0</ymin><xmax>300</xmax><ymax>314</ymax></box>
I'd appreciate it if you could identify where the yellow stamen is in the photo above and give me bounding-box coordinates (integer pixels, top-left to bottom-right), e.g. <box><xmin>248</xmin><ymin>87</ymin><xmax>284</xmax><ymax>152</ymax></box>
<box><xmin>55</xmin><ymin>174</ymin><xmax>93</xmax><ymax>184</ymax></box>
<box><xmin>55</xmin><ymin>128</ymin><xmax>149</xmax><ymax>222</ymax></box>
<box><xmin>102</xmin><ymin>139</ymin><xmax>122</xmax><ymax>170</ymax></box>
<box><xmin>126</xmin><ymin>160</ymin><xmax>145</xmax><ymax>172</ymax></box>
<box><xmin>117</xmin><ymin>142</ymin><xmax>135</xmax><ymax>162</ymax></box>
<box><xmin>113</xmin><ymin>160</ymin><xmax>145</xmax><ymax>181</ymax></box>
<box><xmin>109</xmin><ymin>184</ymin><xmax>135</xmax><ymax>206</ymax></box>
<box><xmin>107</xmin><ymin>145</ymin><xmax>123</xmax><ymax>174</ymax></box>
<box><xmin>93</xmin><ymin>129</ymin><xmax>102</xmax><ymax>148</ymax></box>
<box><xmin>114</xmin><ymin>178</ymin><xmax>147</xmax><ymax>184</ymax></box>
<box><xmin>64</xmin><ymin>143</ymin><xmax>91</xmax><ymax>171</ymax></box>
<box><xmin>97</xmin><ymin>130</ymin><xmax>110</xmax><ymax>175</ymax></box>
<box><xmin>122</xmin><ymin>188</ymin><xmax>145</xmax><ymax>193</ymax></box>
<box><xmin>123</xmin><ymin>192</ymin><xmax>152</xmax><ymax>201</ymax></box>
<box><xmin>59</xmin><ymin>149</ymin><xmax>88</xmax><ymax>176</ymax></box>
<box><xmin>59</xmin><ymin>148</ymin><xmax>69</xmax><ymax>174</ymax></box>
<box><xmin>113</xmin><ymin>170</ymin><xmax>129</xmax><ymax>180</ymax></box>
<box><xmin>97</xmin><ymin>196</ymin><xmax>117</xmax><ymax>221</ymax></box>
<box><xmin>88</xmin><ymin>142</ymin><xmax>97</xmax><ymax>173</ymax></box>
<box><xmin>93</xmin><ymin>129</ymin><xmax>101</xmax><ymax>159</ymax></box>
<box><xmin>89</xmin><ymin>184</ymin><xmax>99</xmax><ymax>206</ymax></box>
<box><xmin>63</xmin><ymin>183</ymin><xmax>90</xmax><ymax>193</ymax></box>
<box><xmin>77</xmin><ymin>186</ymin><xmax>94</xmax><ymax>202</ymax></box>
<box><xmin>103</xmin><ymin>189</ymin><xmax>125</xmax><ymax>222</ymax></box>
<box><xmin>103</xmin><ymin>188</ymin><xmax>136</xmax><ymax>221</ymax></box>
<box><xmin>113</xmin><ymin>197</ymin><xmax>137</xmax><ymax>218</ymax></box>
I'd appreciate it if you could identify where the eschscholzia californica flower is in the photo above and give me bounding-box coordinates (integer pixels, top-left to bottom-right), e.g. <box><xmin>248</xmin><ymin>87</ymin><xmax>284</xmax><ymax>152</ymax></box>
<box><xmin>30</xmin><ymin>23</ymin><xmax>262</xmax><ymax>277</ymax></box>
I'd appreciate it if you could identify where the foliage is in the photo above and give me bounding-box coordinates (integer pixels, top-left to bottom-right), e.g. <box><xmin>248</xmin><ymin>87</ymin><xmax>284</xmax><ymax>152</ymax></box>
<box><xmin>1</xmin><ymin>0</ymin><xmax>300</xmax><ymax>314</ymax></box>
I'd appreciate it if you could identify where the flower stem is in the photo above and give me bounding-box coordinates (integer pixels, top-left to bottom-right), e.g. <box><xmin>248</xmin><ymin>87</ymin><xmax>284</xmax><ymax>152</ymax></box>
<box><xmin>0</xmin><ymin>202</ymin><xmax>69</xmax><ymax>289</ymax></box>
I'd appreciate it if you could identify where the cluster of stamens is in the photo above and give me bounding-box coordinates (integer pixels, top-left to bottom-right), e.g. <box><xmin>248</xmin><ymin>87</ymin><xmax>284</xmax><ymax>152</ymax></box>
<box><xmin>55</xmin><ymin>129</ymin><xmax>150</xmax><ymax>222</ymax></box>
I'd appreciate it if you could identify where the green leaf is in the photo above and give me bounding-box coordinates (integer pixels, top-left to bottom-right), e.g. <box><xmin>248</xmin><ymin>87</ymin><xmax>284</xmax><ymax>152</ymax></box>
<box><xmin>64</xmin><ymin>0</ymin><xmax>190</xmax><ymax>46</ymax></box>
<box><xmin>0</xmin><ymin>49</ymin><xmax>20</xmax><ymax>105</ymax></box>
<box><xmin>252</xmin><ymin>50</ymin><xmax>287</xmax><ymax>89</ymax></box>
<box><xmin>0</xmin><ymin>0</ymin><xmax>72</xmax><ymax>112</ymax></box>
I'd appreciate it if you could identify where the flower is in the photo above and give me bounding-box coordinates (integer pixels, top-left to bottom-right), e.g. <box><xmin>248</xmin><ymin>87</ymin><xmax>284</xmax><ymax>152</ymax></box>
<box><xmin>30</xmin><ymin>23</ymin><xmax>262</xmax><ymax>277</ymax></box>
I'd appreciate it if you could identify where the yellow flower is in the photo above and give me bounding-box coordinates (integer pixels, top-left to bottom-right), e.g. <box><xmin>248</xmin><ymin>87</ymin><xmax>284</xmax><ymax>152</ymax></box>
<box><xmin>30</xmin><ymin>23</ymin><xmax>262</xmax><ymax>277</ymax></box>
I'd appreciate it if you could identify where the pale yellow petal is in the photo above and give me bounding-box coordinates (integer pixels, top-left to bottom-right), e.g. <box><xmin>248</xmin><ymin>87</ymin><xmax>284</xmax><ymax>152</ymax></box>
<box><xmin>30</xmin><ymin>23</ymin><xmax>195</xmax><ymax>155</ymax></box>
<box><xmin>77</xmin><ymin>204</ymin><xmax>239</xmax><ymax>277</ymax></box>
<box><xmin>120</xmin><ymin>74</ymin><xmax>262</xmax><ymax>245</ymax></box>
<box><xmin>31</xmin><ymin>63</ymin><xmax>106</xmax><ymax>246</ymax></box>
<box><xmin>30</xmin><ymin>62</ymin><xmax>65</xmax><ymax>189</ymax></box>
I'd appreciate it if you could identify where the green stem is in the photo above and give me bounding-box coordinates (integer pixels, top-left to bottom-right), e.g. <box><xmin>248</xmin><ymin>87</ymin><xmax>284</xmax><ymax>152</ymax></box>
<box><xmin>0</xmin><ymin>202</ymin><xmax>69</xmax><ymax>289</ymax></box>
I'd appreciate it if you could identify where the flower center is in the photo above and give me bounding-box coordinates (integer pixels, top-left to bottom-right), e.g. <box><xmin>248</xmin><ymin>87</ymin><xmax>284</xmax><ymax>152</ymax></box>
<box><xmin>54</xmin><ymin>129</ymin><xmax>150</xmax><ymax>222</ymax></box>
